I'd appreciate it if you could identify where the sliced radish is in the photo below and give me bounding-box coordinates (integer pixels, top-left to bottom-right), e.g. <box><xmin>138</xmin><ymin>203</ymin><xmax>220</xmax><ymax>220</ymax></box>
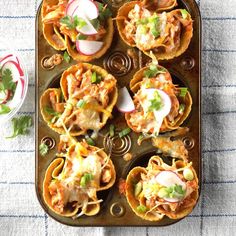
<box><xmin>2</xmin><ymin>60</ymin><xmax>23</xmax><ymax>80</ymax></box>
<box><xmin>116</xmin><ymin>87</ymin><xmax>135</xmax><ymax>113</ymax></box>
<box><xmin>76</xmin><ymin>40</ymin><xmax>103</xmax><ymax>55</ymax></box>
<box><xmin>76</xmin><ymin>18</ymin><xmax>98</xmax><ymax>35</ymax></box>
<box><xmin>0</xmin><ymin>54</ymin><xmax>13</xmax><ymax>63</ymax></box>
<box><xmin>155</xmin><ymin>171</ymin><xmax>186</xmax><ymax>202</ymax></box>
<box><xmin>67</xmin><ymin>0</ymin><xmax>98</xmax><ymax>20</ymax></box>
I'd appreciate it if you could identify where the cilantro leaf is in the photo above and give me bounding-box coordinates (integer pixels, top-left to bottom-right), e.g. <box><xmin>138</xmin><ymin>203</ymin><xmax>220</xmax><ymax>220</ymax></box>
<box><xmin>63</xmin><ymin>51</ymin><xmax>71</xmax><ymax>63</ymax></box>
<box><xmin>60</xmin><ymin>16</ymin><xmax>87</xmax><ymax>29</ymax></box>
<box><xmin>74</xmin><ymin>16</ymin><xmax>87</xmax><ymax>29</ymax></box>
<box><xmin>144</xmin><ymin>64</ymin><xmax>166</xmax><ymax>78</ymax></box>
<box><xmin>60</xmin><ymin>16</ymin><xmax>74</xmax><ymax>29</ymax></box>
<box><xmin>91</xmin><ymin>18</ymin><xmax>100</xmax><ymax>30</ymax></box>
<box><xmin>97</xmin><ymin>2</ymin><xmax>112</xmax><ymax>21</ymax></box>
<box><xmin>44</xmin><ymin>106</ymin><xmax>61</xmax><ymax>117</ymax></box>
<box><xmin>6</xmin><ymin>115</ymin><xmax>33</xmax><ymax>139</ymax></box>
<box><xmin>77</xmin><ymin>34</ymin><xmax>87</xmax><ymax>40</ymax></box>
<box><xmin>0</xmin><ymin>104</ymin><xmax>11</xmax><ymax>114</ymax></box>
<box><xmin>2</xmin><ymin>69</ymin><xmax>16</xmax><ymax>92</ymax></box>
<box><xmin>39</xmin><ymin>142</ymin><xmax>49</xmax><ymax>156</ymax></box>
<box><xmin>148</xmin><ymin>91</ymin><xmax>163</xmax><ymax>112</ymax></box>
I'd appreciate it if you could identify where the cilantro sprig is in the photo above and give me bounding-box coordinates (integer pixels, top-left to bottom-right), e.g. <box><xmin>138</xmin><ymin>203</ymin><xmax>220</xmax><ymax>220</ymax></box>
<box><xmin>0</xmin><ymin>104</ymin><xmax>11</xmax><ymax>114</ymax></box>
<box><xmin>97</xmin><ymin>2</ymin><xmax>112</xmax><ymax>21</ymax></box>
<box><xmin>0</xmin><ymin>68</ymin><xmax>16</xmax><ymax>95</ymax></box>
<box><xmin>144</xmin><ymin>64</ymin><xmax>166</xmax><ymax>78</ymax></box>
<box><xmin>148</xmin><ymin>90</ymin><xmax>163</xmax><ymax>112</ymax></box>
<box><xmin>39</xmin><ymin>142</ymin><xmax>49</xmax><ymax>156</ymax></box>
<box><xmin>63</xmin><ymin>51</ymin><xmax>71</xmax><ymax>63</ymax></box>
<box><xmin>60</xmin><ymin>16</ymin><xmax>87</xmax><ymax>30</ymax></box>
<box><xmin>6</xmin><ymin>115</ymin><xmax>33</xmax><ymax>139</ymax></box>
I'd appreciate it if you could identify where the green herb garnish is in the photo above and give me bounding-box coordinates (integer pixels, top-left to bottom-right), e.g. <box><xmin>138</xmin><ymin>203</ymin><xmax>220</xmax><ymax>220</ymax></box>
<box><xmin>148</xmin><ymin>91</ymin><xmax>163</xmax><ymax>111</ymax></box>
<box><xmin>76</xmin><ymin>99</ymin><xmax>86</xmax><ymax>108</ymax></box>
<box><xmin>85</xmin><ymin>135</ymin><xmax>95</xmax><ymax>146</ymax></box>
<box><xmin>149</xmin><ymin>14</ymin><xmax>160</xmax><ymax>38</ymax></box>
<box><xmin>39</xmin><ymin>142</ymin><xmax>49</xmax><ymax>156</ymax></box>
<box><xmin>179</xmin><ymin>104</ymin><xmax>185</xmax><ymax>114</ymax></box>
<box><xmin>136</xmin><ymin>205</ymin><xmax>147</xmax><ymax>213</ymax></box>
<box><xmin>179</xmin><ymin>88</ymin><xmax>188</xmax><ymax>97</ymax></box>
<box><xmin>6</xmin><ymin>115</ymin><xmax>32</xmax><ymax>139</ymax></box>
<box><xmin>63</xmin><ymin>51</ymin><xmax>71</xmax><ymax>63</ymax></box>
<box><xmin>118</xmin><ymin>128</ymin><xmax>131</xmax><ymax>138</ymax></box>
<box><xmin>0</xmin><ymin>104</ymin><xmax>11</xmax><ymax>114</ymax></box>
<box><xmin>80</xmin><ymin>173</ymin><xmax>94</xmax><ymax>187</ymax></box>
<box><xmin>144</xmin><ymin>64</ymin><xmax>166</xmax><ymax>78</ymax></box>
<box><xmin>137</xmin><ymin>18</ymin><xmax>149</xmax><ymax>25</ymax></box>
<box><xmin>109</xmin><ymin>124</ymin><xmax>115</xmax><ymax>137</ymax></box>
<box><xmin>91</xmin><ymin>72</ymin><xmax>102</xmax><ymax>84</ymax></box>
<box><xmin>180</xmin><ymin>9</ymin><xmax>189</xmax><ymax>19</ymax></box>
<box><xmin>45</xmin><ymin>106</ymin><xmax>61</xmax><ymax>117</ymax></box>
<box><xmin>1</xmin><ymin>68</ymin><xmax>16</xmax><ymax>92</ymax></box>
<box><xmin>91</xmin><ymin>18</ymin><xmax>100</xmax><ymax>30</ymax></box>
<box><xmin>60</xmin><ymin>16</ymin><xmax>87</xmax><ymax>29</ymax></box>
<box><xmin>77</xmin><ymin>34</ymin><xmax>87</xmax><ymax>40</ymax></box>
<box><xmin>97</xmin><ymin>2</ymin><xmax>112</xmax><ymax>21</ymax></box>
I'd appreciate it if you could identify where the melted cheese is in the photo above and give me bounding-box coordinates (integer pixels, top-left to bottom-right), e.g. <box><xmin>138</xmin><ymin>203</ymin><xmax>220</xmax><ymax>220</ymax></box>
<box><xmin>139</xmin><ymin>87</ymin><xmax>171</xmax><ymax>135</ymax></box>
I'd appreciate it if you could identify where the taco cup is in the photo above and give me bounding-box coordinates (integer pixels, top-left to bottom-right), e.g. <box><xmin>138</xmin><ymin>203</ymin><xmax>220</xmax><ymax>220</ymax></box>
<box><xmin>126</xmin><ymin>155</ymin><xmax>199</xmax><ymax>221</ymax></box>
<box><xmin>116</xmin><ymin>1</ymin><xmax>193</xmax><ymax>60</ymax></box>
<box><xmin>43</xmin><ymin>140</ymin><xmax>116</xmax><ymax>218</ymax></box>
<box><xmin>40</xmin><ymin>63</ymin><xmax>118</xmax><ymax>136</ymax></box>
<box><xmin>125</xmin><ymin>64</ymin><xmax>192</xmax><ymax>136</ymax></box>
<box><xmin>41</xmin><ymin>0</ymin><xmax>114</xmax><ymax>61</ymax></box>
<box><xmin>59</xmin><ymin>63</ymin><xmax>118</xmax><ymax>135</ymax></box>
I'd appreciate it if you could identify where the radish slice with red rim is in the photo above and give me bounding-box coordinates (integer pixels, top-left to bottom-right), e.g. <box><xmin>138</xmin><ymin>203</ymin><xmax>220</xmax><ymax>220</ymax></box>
<box><xmin>67</xmin><ymin>0</ymin><xmax>98</xmax><ymax>20</ymax></box>
<box><xmin>76</xmin><ymin>40</ymin><xmax>103</xmax><ymax>55</ymax></box>
<box><xmin>116</xmin><ymin>87</ymin><xmax>135</xmax><ymax>113</ymax></box>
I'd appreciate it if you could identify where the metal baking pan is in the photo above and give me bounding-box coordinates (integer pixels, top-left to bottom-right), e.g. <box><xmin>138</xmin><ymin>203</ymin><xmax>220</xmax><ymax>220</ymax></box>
<box><xmin>35</xmin><ymin>0</ymin><xmax>201</xmax><ymax>226</ymax></box>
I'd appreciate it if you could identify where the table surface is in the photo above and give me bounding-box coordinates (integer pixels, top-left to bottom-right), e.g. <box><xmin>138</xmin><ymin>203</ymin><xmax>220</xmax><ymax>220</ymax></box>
<box><xmin>0</xmin><ymin>0</ymin><xmax>236</xmax><ymax>235</ymax></box>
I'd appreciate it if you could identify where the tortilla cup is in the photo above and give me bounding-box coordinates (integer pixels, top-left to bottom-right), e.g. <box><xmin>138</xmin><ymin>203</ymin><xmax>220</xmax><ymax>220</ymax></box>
<box><xmin>143</xmin><ymin>9</ymin><xmax>193</xmax><ymax>60</ymax></box>
<box><xmin>43</xmin><ymin>157</ymin><xmax>101</xmax><ymax>217</ymax></box>
<box><xmin>41</xmin><ymin>0</ymin><xmax>67</xmax><ymax>50</ymax></box>
<box><xmin>126</xmin><ymin>155</ymin><xmax>199</xmax><ymax>221</ymax></box>
<box><xmin>116</xmin><ymin>2</ymin><xmax>193</xmax><ymax>60</ymax></box>
<box><xmin>125</xmin><ymin>66</ymin><xmax>192</xmax><ymax>133</ymax></box>
<box><xmin>60</xmin><ymin>63</ymin><xmax>118</xmax><ymax>132</ymax></box>
<box><xmin>154</xmin><ymin>158</ymin><xmax>199</xmax><ymax>219</ymax></box>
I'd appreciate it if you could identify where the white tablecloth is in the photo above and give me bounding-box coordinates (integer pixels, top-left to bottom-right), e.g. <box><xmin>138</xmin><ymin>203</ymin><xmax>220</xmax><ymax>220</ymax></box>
<box><xmin>0</xmin><ymin>0</ymin><xmax>236</xmax><ymax>235</ymax></box>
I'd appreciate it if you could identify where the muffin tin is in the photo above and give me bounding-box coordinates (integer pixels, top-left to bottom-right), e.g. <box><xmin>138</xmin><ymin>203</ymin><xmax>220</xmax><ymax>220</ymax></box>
<box><xmin>35</xmin><ymin>0</ymin><xmax>201</xmax><ymax>226</ymax></box>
